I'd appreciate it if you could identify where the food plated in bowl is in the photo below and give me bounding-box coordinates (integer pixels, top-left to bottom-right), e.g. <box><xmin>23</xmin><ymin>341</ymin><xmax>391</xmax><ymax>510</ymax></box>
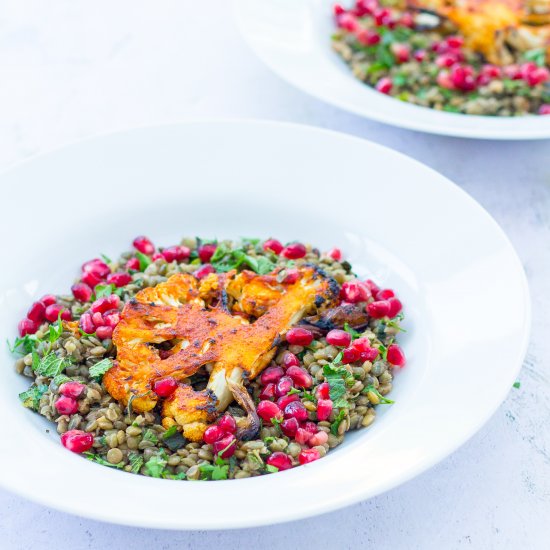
<box><xmin>10</xmin><ymin>236</ymin><xmax>406</xmax><ymax>480</ymax></box>
<box><xmin>332</xmin><ymin>0</ymin><xmax>550</xmax><ymax>116</ymax></box>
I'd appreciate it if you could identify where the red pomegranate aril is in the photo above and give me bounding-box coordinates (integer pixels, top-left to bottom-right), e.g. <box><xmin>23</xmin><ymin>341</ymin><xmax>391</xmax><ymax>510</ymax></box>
<box><xmin>281</xmin><ymin>417</ymin><xmax>299</xmax><ymax>437</ymax></box>
<box><xmin>45</xmin><ymin>304</ymin><xmax>70</xmax><ymax>323</ymax></box>
<box><xmin>333</xmin><ymin>3</ymin><xmax>346</xmax><ymax>16</ymax></box>
<box><xmin>365</xmin><ymin>279</ymin><xmax>380</xmax><ymax>295</ymax></box>
<box><xmin>285</xmin><ymin>327</ymin><xmax>313</xmax><ymax>346</ymax></box>
<box><xmin>282</xmin><ymin>242</ymin><xmax>307</xmax><ymax>260</ymax></box>
<box><xmin>257</xmin><ymin>400</ymin><xmax>283</xmax><ymax>423</ymax></box>
<box><xmin>357</xmin><ymin>28</ymin><xmax>381</xmax><ymax>46</ymax></box>
<box><xmin>81</xmin><ymin>271</ymin><xmax>103</xmax><ymax>288</ymax></box>
<box><xmin>282</xmin><ymin>351</ymin><xmax>300</xmax><ymax>369</ymax></box>
<box><xmin>198</xmin><ymin>243</ymin><xmax>217</xmax><ymax>263</ymax></box>
<box><xmin>59</xmin><ymin>381</ymin><xmax>86</xmax><ymax>399</ymax></box>
<box><xmin>194</xmin><ymin>264</ymin><xmax>216</xmax><ymax>280</ymax></box>
<box><xmin>27</xmin><ymin>301</ymin><xmax>46</xmax><ymax>323</ymax></box>
<box><xmin>276</xmin><ymin>376</ymin><xmax>294</xmax><ymax>397</ymax></box>
<box><xmin>95</xmin><ymin>325</ymin><xmax>113</xmax><ymax>340</ymax></box>
<box><xmin>340</xmin><ymin>280</ymin><xmax>371</xmax><ymax>304</ymax></box>
<box><xmin>299</xmin><ymin>448</ymin><xmax>321</xmax><ymax>465</ymax></box>
<box><xmin>259</xmin><ymin>383</ymin><xmax>276</xmax><ymax>400</ymax></box>
<box><xmin>79</xmin><ymin>313</ymin><xmax>95</xmax><ymax>334</ymax></box>
<box><xmin>106</xmin><ymin>272</ymin><xmax>132</xmax><ymax>287</ymax></box>
<box><xmin>203</xmin><ymin>425</ymin><xmax>224</xmax><ymax>444</ymax></box>
<box><xmin>326</xmin><ymin>329</ymin><xmax>352</xmax><ymax>347</ymax></box>
<box><xmin>391</xmin><ymin>43</ymin><xmax>410</xmax><ymax>63</ymax></box>
<box><xmin>71</xmin><ymin>282</ymin><xmax>93</xmax><ymax>302</ymax></box>
<box><xmin>61</xmin><ymin>430</ymin><xmax>94</xmax><ymax>453</ymax></box>
<box><xmin>40</xmin><ymin>294</ymin><xmax>57</xmax><ymax>307</ymax></box>
<box><xmin>399</xmin><ymin>12</ymin><xmax>414</xmax><ymax>27</ymax></box>
<box><xmin>92</xmin><ymin>312</ymin><xmax>105</xmax><ymax>327</ymax></box>
<box><xmin>91</xmin><ymin>294</ymin><xmax>120</xmax><ymax>314</ymax></box>
<box><xmin>277</xmin><ymin>393</ymin><xmax>300</xmax><ymax>410</ymax></box>
<box><xmin>303</xmin><ymin>421</ymin><xmax>318</xmax><ymax>435</ymax></box>
<box><xmin>54</xmin><ymin>395</ymin><xmax>79</xmax><ymax>415</ymax></box>
<box><xmin>284</xmin><ymin>401</ymin><xmax>308</xmax><ymax>422</ymax></box>
<box><xmin>352</xmin><ymin>337</ymin><xmax>370</xmax><ymax>352</ymax></box>
<box><xmin>445</xmin><ymin>35</ymin><xmax>464</xmax><ymax>49</ymax></box>
<box><xmin>525</xmin><ymin>66</ymin><xmax>550</xmax><ymax>86</ymax></box>
<box><xmin>342</xmin><ymin>346</ymin><xmax>361</xmax><ymax>364</ymax></box>
<box><xmin>263</xmin><ymin>239</ymin><xmax>284</xmax><ymax>255</ymax></box>
<box><xmin>317</xmin><ymin>382</ymin><xmax>330</xmax><ymax>400</ymax></box>
<box><xmin>436</xmin><ymin>70</ymin><xmax>454</xmax><ymax>90</ymax></box>
<box><xmin>316</xmin><ymin>399</ymin><xmax>333</xmax><ymax>421</ymax></box>
<box><xmin>153</xmin><ymin>377</ymin><xmax>178</xmax><ymax>397</ymax></box>
<box><xmin>327</xmin><ymin>247</ymin><xmax>342</xmax><ymax>261</ymax></box>
<box><xmin>162</xmin><ymin>245</ymin><xmax>191</xmax><ymax>263</ymax></box>
<box><xmin>539</xmin><ymin>104</ymin><xmax>550</xmax><ymax>115</ymax></box>
<box><xmin>376</xmin><ymin>288</ymin><xmax>395</xmax><ymax>300</ymax></box>
<box><xmin>308</xmin><ymin>431</ymin><xmax>329</xmax><ymax>447</ymax></box>
<box><xmin>450</xmin><ymin>65</ymin><xmax>477</xmax><ymax>91</ymax></box>
<box><xmin>103</xmin><ymin>310</ymin><xmax>121</xmax><ymax>328</ymax></box>
<box><xmin>367</xmin><ymin>300</ymin><xmax>391</xmax><ymax>318</ymax></box>
<box><xmin>286</xmin><ymin>366</ymin><xmax>313</xmax><ymax>389</ymax></box>
<box><xmin>126</xmin><ymin>257</ymin><xmax>140</xmax><ymax>271</ymax></box>
<box><xmin>18</xmin><ymin>318</ymin><xmax>38</xmax><ymax>337</ymax></box>
<box><xmin>260</xmin><ymin>366</ymin><xmax>285</xmax><ymax>385</ymax></box>
<box><xmin>266</xmin><ymin>452</ymin><xmax>293</xmax><ymax>471</ymax></box>
<box><xmin>387</xmin><ymin>344</ymin><xmax>406</xmax><ymax>367</ymax></box>
<box><xmin>336</xmin><ymin>12</ymin><xmax>358</xmax><ymax>31</ymax></box>
<box><xmin>359</xmin><ymin>348</ymin><xmax>379</xmax><ymax>362</ymax></box>
<box><xmin>152</xmin><ymin>253</ymin><xmax>164</xmax><ymax>261</ymax></box>
<box><xmin>413</xmin><ymin>49</ymin><xmax>427</xmax><ymax>62</ymax></box>
<box><xmin>374</xmin><ymin>7</ymin><xmax>392</xmax><ymax>26</ymax></box>
<box><xmin>82</xmin><ymin>259</ymin><xmax>110</xmax><ymax>279</ymax></box>
<box><xmin>217</xmin><ymin>414</ymin><xmax>237</xmax><ymax>434</ymax></box>
<box><xmin>133</xmin><ymin>236</ymin><xmax>155</xmax><ymax>255</ymax></box>
<box><xmin>387</xmin><ymin>297</ymin><xmax>403</xmax><ymax>317</ymax></box>
<box><xmin>213</xmin><ymin>434</ymin><xmax>236</xmax><ymax>459</ymax></box>
<box><xmin>282</xmin><ymin>268</ymin><xmax>300</xmax><ymax>284</ymax></box>
<box><xmin>375</xmin><ymin>76</ymin><xmax>393</xmax><ymax>94</ymax></box>
<box><xmin>295</xmin><ymin>428</ymin><xmax>312</xmax><ymax>445</ymax></box>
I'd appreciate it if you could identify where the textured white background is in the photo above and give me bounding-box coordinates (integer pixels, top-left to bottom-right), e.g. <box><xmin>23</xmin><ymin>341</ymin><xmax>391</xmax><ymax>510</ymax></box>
<box><xmin>1</xmin><ymin>1</ymin><xmax>549</xmax><ymax>549</ymax></box>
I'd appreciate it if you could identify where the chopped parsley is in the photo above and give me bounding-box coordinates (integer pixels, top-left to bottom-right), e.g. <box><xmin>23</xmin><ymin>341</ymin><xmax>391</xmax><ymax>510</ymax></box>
<box><xmin>128</xmin><ymin>452</ymin><xmax>144</xmax><ymax>474</ymax></box>
<box><xmin>142</xmin><ymin>428</ymin><xmax>159</xmax><ymax>444</ymax></box>
<box><xmin>19</xmin><ymin>384</ymin><xmax>48</xmax><ymax>410</ymax></box>
<box><xmin>88</xmin><ymin>358</ymin><xmax>113</xmax><ymax>381</ymax></box>
<box><xmin>144</xmin><ymin>449</ymin><xmax>168</xmax><ymax>478</ymax></box>
<box><xmin>84</xmin><ymin>453</ymin><xmax>124</xmax><ymax>469</ymax></box>
<box><xmin>364</xmin><ymin>385</ymin><xmax>395</xmax><ymax>404</ymax></box>
<box><xmin>199</xmin><ymin>455</ymin><xmax>229</xmax><ymax>481</ymax></box>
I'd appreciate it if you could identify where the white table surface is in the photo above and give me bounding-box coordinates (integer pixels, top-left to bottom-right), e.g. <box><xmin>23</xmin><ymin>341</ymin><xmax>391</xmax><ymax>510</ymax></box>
<box><xmin>1</xmin><ymin>1</ymin><xmax>549</xmax><ymax>548</ymax></box>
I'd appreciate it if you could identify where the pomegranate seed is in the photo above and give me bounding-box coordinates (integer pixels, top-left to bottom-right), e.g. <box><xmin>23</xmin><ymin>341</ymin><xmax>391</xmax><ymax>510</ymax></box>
<box><xmin>316</xmin><ymin>399</ymin><xmax>333</xmax><ymax>421</ymax></box>
<box><xmin>387</xmin><ymin>297</ymin><xmax>403</xmax><ymax>317</ymax></box>
<box><xmin>82</xmin><ymin>259</ymin><xmax>110</xmax><ymax>279</ymax></box>
<box><xmin>326</xmin><ymin>329</ymin><xmax>352</xmax><ymax>347</ymax></box>
<box><xmin>259</xmin><ymin>383</ymin><xmax>276</xmax><ymax>400</ymax></box>
<box><xmin>375</xmin><ymin>77</ymin><xmax>393</xmax><ymax>94</ymax></box>
<box><xmin>277</xmin><ymin>393</ymin><xmax>300</xmax><ymax>410</ymax></box>
<box><xmin>340</xmin><ymin>280</ymin><xmax>371</xmax><ymax>303</ymax></box>
<box><xmin>59</xmin><ymin>381</ymin><xmax>86</xmax><ymax>399</ymax></box>
<box><xmin>194</xmin><ymin>264</ymin><xmax>215</xmax><ymax>280</ymax></box>
<box><xmin>276</xmin><ymin>376</ymin><xmax>294</xmax><ymax>397</ymax></box>
<box><xmin>391</xmin><ymin>43</ymin><xmax>410</xmax><ymax>63</ymax></box>
<box><xmin>285</xmin><ymin>327</ymin><xmax>313</xmax><ymax>346</ymax></box>
<box><xmin>295</xmin><ymin>428</ymin><xmax>312</xmax><ymax>445</ymax></box>
<box><xmin>282</xmin><ymin>352</ymin><xmax>300</xmax><ymax>369</ymax></box>
<box><xmin>317</xmin><ymin>382</ymin><xmax>330</xmax><ymax>400</ymax></box>
<box><xmin>71</xmin><ymin>283</ymin><xmax>93</xmax><ymax>302</ymax></box>
<box><xmin>162</xmin><ymin>245</ymin><xmax>191</xmax><ymax>263</ymax></box>
<box><xmin>504</xmin><ymin>64</ymin><xmax>522</xmax><ymax>80</ymax></box>
<box><xmin>133</xmin><ymin>236</ymin><xmax>155</xmax><ymax>255</ymax></box>
<box><xmin>55</xmin><ymin>395</ymin><xmax>79</xmax><ymax>415</ymax></box>
<box><xmin>446</xmin><ymin>35</ymin><xmax>464</xmax><ymax>49</ymax></box>
<box><xmin>356</xmin><ymin>0</ymin><xmax>378</xmax><ymax>15</ymax></box>
<box><xmin>106</xmin><ymin>272</ymin><xmax>132</xmax><ymax>287</ymax></box>
<box><xmin>436</xmin><ymin>70</ymin><xmax>454</xmax><ymax>89</ymax></box>
<box><xmin>413</xmin><ymin>49</ymin><xmax>427</xmax><ymax>62</ymax></box>
<box><xmin>327</xmin><ymin>247</ymin><xmax>342</xmax><ymax>261</ymax></box>
<box><xmin>281</xmin><ymin>417</ymin><xmax>300</xmax><ymax>437</ymax></box>
<box><xmin>282</xmin><ymin>242</ymin><xmax>307</xmax><ymax>260</ymax></box>
<box><xmin>27</xmin><ymin>301</ymin><xmax>46</xmax><ymax>323</ymax></box>
<box><xmin>376</xmin><ymin>289</ymin><xmax>395</xmax><ymax>300</ymax></box>
<box><xmin>303</xmin><ymin>421</ymin><xmax>318</xmax><ymax>434</ymax></box>
<box><xmin>266</xmin><ymin>452</ymin><xmax>293</xmax><ymax>471</ymax></box>
<box><xmin>40</xmin><ymin>294</ymin><xmax>57</xmax><ymax>307</ymax></box>
<box><xmin>359</xmin><ymin>348</ymin><xmax>379</xmax><ymax>362</ymax></box>
<box><xmin>91</xmin><ymin>294</ymin><xmax>120</xmax><ymax>314</ymax></box>
<box><xmin>263</xmin><ymin>239</ymin><xmax>284</xmax><ymax>254</ymax></box>
<box><xmin>333</xmin><ymin>3</ymin><xmax>346</xmax><ymax>17</ymax></box>
<box><xmin>18</xmin><ymin>318</ymin><xmax>38</xmax><ymax>336</ymax></box>
<box><xmin>213</xmin><ymin>434</ymin><xmax>236</xmax><ymax>459</ymax></box>
<box><xmin>126</xmin><ymin>257</ymin><xmax>140</xmax><ymax>271</ymax></box>
<box><xmin>198</xmin><ymin>243</ymin><xmax>217</xmax><ymax>263</ymax></box>
<box><xmin>436</xmin><ymin>53</ymin><xmax>457</xmax><ymax>68</ymax></box>
<box><xmin>450</xmin><ymin>65</ymin><xmax>477</xmax><ymax>91</ymax></box>
<box><xmin>217</xmin><ymin>414</ymin><xmax>237</xmax><ymax>434</ymax></box>
<box><xmin>92</xmin><ymin>311</ymin><xmax>105</xmax><ymax>327</ymax></box>
<box><xmin>45</xmin><ymin>304</ymin><xmax>70</xmax><ymax>322</ymax></box>
<box><xmin>525</xmin><ymin>67</ymin><xmax>550</xmax><ymax>86</ymax></box>
<box><xmin>79</xmin><ymin>313</ymin><xmax>95</xmax><ymax>334</ymax></box>
<box><xmin>308</xmin><ymin>431</ymin><xmax>329</xmax><ymax>447</ymax></box>
<box><xmin>281</xmin><ymin>268</ymin><xmax>300</xmax><ymax>284</ymax></box>
<box><xmin>357</xmin><ymin>28</ymin><xmax>381</xmax><ymax>46</ymax></box>
<box><xmin>152</xmin><ymin>253</ymin><xmax>164</xmax><ymax>261</ymax></box>
<box><xmin>81</xmin><ymin>271</ymin><xmax>103</xmax><ymax>288</ymax></box>
<box><xmin>95</xmin><ymin>325</ymin><xmax>113</xmax><ymax>340</ymax></box>
<box><xmin>299</xmin><ymin>448</ymin><xmax>321</xmax><ymax>465</ymax></box>
<box><xmin>336</xmin><ymin>12</ymin><xmax>358</xmax><ymax>31</ymax></box>
<box><xmin>257</xmin><ymin>400</ymin><xmax>283</xmax><ymax>423</ymax></box>
<box><xmin>365</xmin><ymin>279</ymin><xmax>380</xmax><ymax>295</ymax></box>
<box><xmin>352</xmin><ymin>337</ymin><xmax>370</xmax><ymax>352</ymax></box>
<box><xmin>481</xmin><ymin>64</ymin><xmax>501</xmax><ymax>79</ymax></box>
<box><xmin>203</xmin><ymin>425</ymin><xmax>224</xmax><ymax>444</ymax></box>
<box><xmin>374</xmin><ymin>8</ymin><xmax>392</xmax><ymax>26</ymax></box>
<box><xmin>286</xmin><ymin>366</ymin><xmax>313</xmax><ymax>389</ymax></box>
<box><xmin>342</xmin><ymin>346</ymin><xmax>361</xmax><ymax>364</ymax></box>
<box><xmin>284</xmin><ymin>401</ymin><xmax>308</xmax><ymax>422</ymax></box>
<box><xmin>102</xmin><ymin>310</ymin><xmax>120</xmax><ymax>328</ymax></box>
<box><xmin>153</xmin><ymin>377</ymin><xmax>178</xmax><ymax>397</ymax></box>
<box><xmin>261</xmin><ymin>366</ymin><xmax>285</xmax><ymax>385</ymax></box>
<box><xmin>61</xmin><ymin>430</ymin><xmax>94</xmax><ymax>453</ymax></box>
<box><xmin>387</xmin><ymin>344</ymin><xmax>406</xmax><ymax>367</ymax></box>
<box><xmin>539</xmin><ymin>104</ymin><xmax>550</xmax><ymax>115</ymax></box>
<box><xmin>367</xmin><ymin>300</ymin><xmax>391</xmax><ymax>318</ymax></box>
<box><xmin>399</xmin><ymin>12</ymin><xmax>414</xmax><ymax>27</ymax></box>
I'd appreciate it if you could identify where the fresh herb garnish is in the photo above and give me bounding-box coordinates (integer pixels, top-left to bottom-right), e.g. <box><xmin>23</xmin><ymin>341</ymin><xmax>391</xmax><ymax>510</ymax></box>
<box><xmin>48</xmin><ymin>316</ymin><xmax>65</xmax><ymax>344</ymax></box>
<box><xmin>142</xmin><ymin>428</ymin><xmax>159</xmax><ymax>444</ymax></box>
<box><xmin>19</xmin><ymin>384</ymin><xmax>48</xmax><ymax>410</ymax></box>
<box><xmin>144</xmin><ymin>449</ymin><xmax>168</xmax><ymax>478</ymax></box>
<box><xmin>199</xmin><ymin>455</ymin><xmax>229</xmax><ymax>480</ymax></box>
<box><xmin>7</xmin><ymin>334</ymin><xmax>40</xmax><ymax>355</ymax></box>
<box><xmin>364</xmin><ymin>385</ymin><xmax>395</xmax><ymax>404</ymax></box>
<box><xmin>162</xmin><ymin>425</ymin><xmax>178</xmax><ymax>439</ymax></box>
<box><xmin>94</xmin><ymin>284</ymin><xmax>116</xmax><ymax>298</ymax></box>
<box><xmin>265</xmin><ymin>464</ymin><xmax>279</xmax><ymax>473</ymax></box>
<box><xmin>513</xmin><ymin>381</ymin><xmax>521</xmax><ymax>389</ymax></box>
<box><xmin>88</xmin><ymin>358</ymin><xmax>113</xmax><ymax>381</ymax></box>
<box><xmin>100</xmin><ymin>253</ymin><xmax>112</xmax><ymax>264</ymax></box>
<box><xmin>330</xmin><ymin>410</ymin><xmax>347</xmax><ymax>435</ymax></box>
<box><xmin>343</xmin><ymin>323</ymin><xmax>362</xmax><ymax>340</ymax></box>
<box><xmin>128</xmin><ymin>452</ymin><xmax>144</xmax><ymax>474</ymax></box>
<box><xmin>524</xmin><ymin>48</ymin><xmax>546</xmax><ymax>67</ymax></box>
<box><xmin>32</xmin><ymin>351</ymin><xmax>71</xmax><ymax>378</ymax></box>
<box><xmin>84</xmin><ymin>452</ymin><xmax>124</xmax><ymax>469</ymax></box>
<box><xmin>211</xmin><ymin>242</ymin><xmax>276</xmax><ymax>275</ymax></box>
<box><xmin>135</xmin><ymin>251</ymin><xmax>151</xmax><ymax>271</ymax></box>
<box><xmin>323</xmin><ymin>352</ymin><xmax>354</xmax><ymax>408</ymax></box>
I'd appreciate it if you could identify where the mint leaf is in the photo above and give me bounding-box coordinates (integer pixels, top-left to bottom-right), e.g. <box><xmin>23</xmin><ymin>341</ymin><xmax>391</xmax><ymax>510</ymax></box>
<box><xmin>199</xmin><ymin>461</ymin><xmax>229</xmax><ymax>480</ymax></box>
<box><xmin>49</xmin><ymin>315</ymin><xmax>65</xmax><ymax>343</ymax></box>
<box><xmin>364</xmin><ymin>384</ymin><xmax>394</xmax><ymax>404</ymax></box>
<box><xmin>19</xmin><ymin>384</ymin><xmax>48</xmax><ymax>410</ymax></box>
<box><xmin>343</xmin><ymin>323</ymin><xmax>362</xmax><ymax>340</ymax></box>
<box><xmin>7</xmin><ymin>334</ymin><xmax>40</xmax><ymax>355</ymax></box>
<box><xmin>142</xmin><ymin>428</ymin><xmax>159</xmax><ymax>444</ymax></box>
<box><xmin>84</xmin><ymin>452</ymin><xmax>124</xmax><ymax>469</ymax></box>
<box><xmin>323</xmin><ymin>353</ymin><xmax>354</xmax><ymax>408</ymax></box>
<box><xmin>513</xmin><ymin>381</ymin><xmax>521</xmax><ymax>389</ymax></box>
<box><xmin>330</xmin><ymin>410</ymin><xmax>346</xmax><ymax>435</ymax></box>
<box><xmin>33</xmin><ymin>352</ymin><xmax>71</xmax><ymax>378</ymax></box>
<box><xmin>94</xmin><ymin>284</ymin><xmax>116</xmax><ymax>298</ymax></box>
<box><xmin>100</xmin><ymin>253</ymin><xmax>112</xmax><ymax>264</ymax></box>
<box><xmin>144</xmin><ymin>450</ymin><xmax>168</xmax><ymax>478</ymax></box>
<box><xmin>88</xmin><ymin>358</ymin><xmax>113</xmax><ymax>380</ymax></box>
<box><xmin>128</xmin><ymin>452</ymin><xmax>144</xmax><ymax>474</ymax></box>
<box><xmin>162</xmin><ymin>426</ymin><xmax>178</xmax><ymax>439</ymax></box>
<box><xmin>135</xmin><ymin>252</ymin><xmax>151</xmax><ymax>271</ymax></box>
<box><xmin>265</xmin><ymin>464</ymin><xmax>279</xmax><ymax>473</ymax></box>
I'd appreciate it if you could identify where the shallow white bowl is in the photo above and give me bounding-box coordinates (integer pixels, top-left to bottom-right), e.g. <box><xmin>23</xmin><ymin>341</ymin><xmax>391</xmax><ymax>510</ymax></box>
<box><xmin>0</xmin><ymin>121</ymin><xmax>530</xmax><ymax>529</ymax></box>
<box><xmin>234</xmin><ymin>0</ymin><xmax>550</xmax><ymax>139</ymax></box>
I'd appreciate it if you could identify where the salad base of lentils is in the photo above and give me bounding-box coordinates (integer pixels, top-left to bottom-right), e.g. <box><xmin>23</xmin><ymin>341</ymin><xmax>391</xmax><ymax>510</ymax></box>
<box><xmin>10</xmin><ymin>236</ymin><xmax>406</xmax><ymax>481</ymax></box>
<box><xmin>332</xmin><ymin>1</ymin><xmax>550</xmax><ymax>116</ymax></box>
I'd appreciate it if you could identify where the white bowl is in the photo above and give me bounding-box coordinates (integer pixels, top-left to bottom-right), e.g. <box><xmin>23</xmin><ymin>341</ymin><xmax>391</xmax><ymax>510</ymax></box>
<box><xmin>0</xmin><ymin>121</ymin><xmax>530</xmax><ymax>528</ymax></box>
<box><xmin>234</xmin><ymin>0</ymin><xmax>550</xmax><ymax>139</ymax></box>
